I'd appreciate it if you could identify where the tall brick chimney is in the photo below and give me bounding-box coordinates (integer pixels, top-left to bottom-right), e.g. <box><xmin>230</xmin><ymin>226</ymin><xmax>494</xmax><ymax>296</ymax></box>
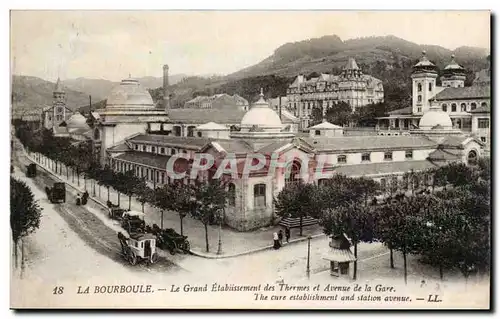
<box><xmin>163</xmin><ymin>64</ymin><xmax>170</xmax><ymax>110</ymax></box>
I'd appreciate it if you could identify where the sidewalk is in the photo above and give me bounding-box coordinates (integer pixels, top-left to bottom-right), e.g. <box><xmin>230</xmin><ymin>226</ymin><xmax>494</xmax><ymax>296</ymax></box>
<box><xmin>28</xmin><ymin>152</ymin><xmax>325</xmax><ymax>258</ymax></box>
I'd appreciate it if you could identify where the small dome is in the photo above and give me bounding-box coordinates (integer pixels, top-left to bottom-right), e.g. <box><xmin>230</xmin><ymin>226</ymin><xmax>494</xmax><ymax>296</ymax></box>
<box><xmin>66</xmin><ymin>113</ymin><xmax>89</xmax><ymax>129</ymax></box>
<box><xmin>419</xmin><ymin>107</ymin><xmax>453</xmax><ymax>130</ymax></box>
<box><xmin>240</xmin><ymin>89</ymin><xmax>282</xmax><ymax>128</ymax></box>
<box><xmin>106</xmin><ymin>78</ymin><xmax>155</xmax><ymax>109</ymax></box>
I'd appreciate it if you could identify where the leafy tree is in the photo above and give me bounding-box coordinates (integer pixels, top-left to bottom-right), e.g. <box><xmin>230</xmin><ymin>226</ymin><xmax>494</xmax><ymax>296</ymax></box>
<box><xmin>152</xmin><ymin>185</ymin><xmax>171</xmax><ymax>229</ymax></box>
<box><xmin>274</xmin><ymin>180</ymin><xmax>320</xmax><ymax>236</ymax></box>
<box><xmin>170</xmin><ymin>182</ymin><xmax>198</xmax><ymax>236</ymax></box>
<box><xmin>376</xmin><ymin>195</ymin><xmax>434</xmax><ymax>284</ymax></box>
<box><xmin>135</xmin><ymin>178</ymin><xmax>152</xmax><ymax>214</ymax></box>
<box><xmin>10</xmin><ymin>177</ymin><xmax>42</xmax><ymax>269</ymax></box>
<box><xmin>190</xmin><ymin>180</ymin><xmax>228</xmax><ymax>252</ymax></box>
<box><xmin>325</xmin><ymin>102</ymin><xmax>352</xmax><ymax>126</ymax></box>
<box><xmin>320</xmin><ymin>201</ymin><xmax>375</xmax><ymax>280</ymax></box>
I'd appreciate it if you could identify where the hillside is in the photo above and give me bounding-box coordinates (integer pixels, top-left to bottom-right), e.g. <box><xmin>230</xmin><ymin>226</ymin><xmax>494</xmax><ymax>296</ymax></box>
<box><xmin>61</xmin><ymin>74</ymin><xmax>188</xmax><ymax>101</ymax></box>
<box><xmin>151</xmin><ymin>35</ymin><xmax>489</xmax><ymax>109</ymax></box>
<box><xmin>227</xmin><ymin>35</ymin><xmax>489</xmax><ymax>80</ymax></box>
<box><xmin>11</xmin><ymin>75</ymin><xmax>90</xmax><ymax>116</ymax></box>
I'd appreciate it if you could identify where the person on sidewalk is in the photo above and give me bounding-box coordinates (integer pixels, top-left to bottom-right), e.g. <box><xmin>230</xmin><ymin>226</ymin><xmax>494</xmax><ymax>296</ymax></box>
<box><xmin>273</xmin><ymin>232</ymin><xmax>281</xmax><ymax>249</ymax></box>
<box><xmin>285</xmin><ymin>227</ymin><xmax>291</xmax><ymax>243</ymax></box>
<box><xmin>76</xmin><ymin>194</ymin><xmax>81</xmax><ymax>206</ymax></box>
<box><xmin>278</xmin><ymin>230</ymin><xmax>284</xmax><ymax>245</ymax></box>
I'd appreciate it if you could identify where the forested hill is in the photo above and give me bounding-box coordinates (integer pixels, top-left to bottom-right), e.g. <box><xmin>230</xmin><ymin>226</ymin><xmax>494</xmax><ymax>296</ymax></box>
<box><xmin>150</xmin><ymin>35</ymin><xmax>489</xmax><ymax>109</ymax></box>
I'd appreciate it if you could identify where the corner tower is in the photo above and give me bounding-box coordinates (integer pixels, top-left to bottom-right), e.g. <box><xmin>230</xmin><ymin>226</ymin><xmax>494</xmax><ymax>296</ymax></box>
<box><xmin>411</xmin><ymin>51</ymin><xmax>437</xmax><ymax>115</ymax></box>
<box><xmin>441</xmin><ymin>55</ymin><xmax>466</xmax><ymax>88</ymax></box>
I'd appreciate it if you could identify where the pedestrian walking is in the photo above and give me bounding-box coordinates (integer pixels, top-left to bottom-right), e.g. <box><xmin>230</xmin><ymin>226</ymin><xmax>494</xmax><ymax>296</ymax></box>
<box><xmin>285</xmin><ymin>227</ymin><xmax>291</xmax><ymax>243</ymax></box>
<box><xmin>273</xmin><ymin>232</ymin><xmax>281</xmax><ymax>249</ymax></box>
<box><xmin>278</xmin><ymin>230</ymin><xmax>284</xmax><ymax>245</ymax></box>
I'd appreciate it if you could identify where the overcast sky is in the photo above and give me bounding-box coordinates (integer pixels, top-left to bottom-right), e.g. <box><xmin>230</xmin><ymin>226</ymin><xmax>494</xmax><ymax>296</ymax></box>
<box><xmin>11</xmin><ymin>11</ymin><xmax>490</xmax><ymax>82</ymax></box>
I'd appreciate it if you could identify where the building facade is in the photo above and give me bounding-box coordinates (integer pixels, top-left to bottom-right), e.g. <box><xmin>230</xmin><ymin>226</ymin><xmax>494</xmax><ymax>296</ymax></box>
<box><xmin>376</xmin><ymin>52</ymin><xmax>491</xmax><ymax>154</ymax></box>
<box><xmin>286</xmin><ymin>58</ymin><xmax>384</xmax><ymax>130</ymax></box>
<box><xmin>93</xmin><ymin>68</ymin><xmax>483</xmax><ymax>231</ymax></box>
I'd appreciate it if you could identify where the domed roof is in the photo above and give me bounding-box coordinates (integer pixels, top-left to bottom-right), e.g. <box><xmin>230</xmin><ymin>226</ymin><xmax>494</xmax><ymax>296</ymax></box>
<box><xmin>106</xmin><ymin>78</ymin><xmax>155</xmax><ymax>109</ymax></box>
<box><xmin>66</xmin><ymin>113</ymin><xmax>89</xmax><ymax>129</ymax></box>
<box><xmin>419</xmin><ymin>107</ymin><xmax>453</xmax><ymax>130</ymax></box>
<box><xmin>240</xmin><ymin>89</ymin><xmax>282</xmax><ymax>128</ymax></box>
<box><xmin>444</xmin><ymin>55</ymin><xmax>464</xmax><ymax>71</ymax></box>
<box><xmin>413</xmin><ymin>51</ymin><xmax>436</xmax><ymax>73</ymax></box>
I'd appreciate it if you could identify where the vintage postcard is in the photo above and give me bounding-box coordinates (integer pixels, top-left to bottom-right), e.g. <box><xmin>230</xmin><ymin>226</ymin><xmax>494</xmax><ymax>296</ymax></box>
<box><xmin>10</xmin><ymin>10</ymin><xmax>491</xmax><ymax>309</ymax></box>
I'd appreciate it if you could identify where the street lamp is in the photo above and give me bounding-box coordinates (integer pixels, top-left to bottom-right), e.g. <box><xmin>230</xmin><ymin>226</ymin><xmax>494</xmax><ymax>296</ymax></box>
<box><xmin>306</xmin><ymin>235</ymin><xmax>312</xmax><ymax>278</ymax></box>
<box><xmin>217</xmin><ymin>208</ymin><xmax>224</xmax><ymax>255</ymax></box>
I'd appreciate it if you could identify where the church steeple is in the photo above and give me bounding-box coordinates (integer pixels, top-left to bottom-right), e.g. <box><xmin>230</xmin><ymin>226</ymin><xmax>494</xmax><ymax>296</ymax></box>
<box><xmin>53</xmin><ymin>77</ymin><xmax>66</xmax><ymax>105</ymax></box>
<box><xmin>441</xmin><ymin>54</ymin><xmax>466</xmax><ymax>88</ymax></box>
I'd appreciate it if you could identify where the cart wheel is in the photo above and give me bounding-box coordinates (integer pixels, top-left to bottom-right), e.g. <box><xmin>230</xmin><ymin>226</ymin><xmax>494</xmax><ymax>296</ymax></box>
<box><xmin>128</xmin><ymin>250</ymin><xmax>137</xmax><ymax>265</ymax></box>
<box><xmin>169</xmin><ymin>242</ymin><xmax>177</xmax><ymax>255</ymax></box>
<box><xmin>150</xmin><ymin>253</ymin><xmax>159</xmax><ymax>264</ymax></box>
<box><xmin>183</xmin><ymin>241</ymin><xmax>190</xmax><ymax>253</ymax></box>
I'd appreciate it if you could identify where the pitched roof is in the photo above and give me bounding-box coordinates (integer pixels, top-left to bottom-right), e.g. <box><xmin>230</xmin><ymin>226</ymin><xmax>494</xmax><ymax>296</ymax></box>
<box><xmin>469</xmin><ymin>104</ymin><xmax>490</xmax><ymax>113</ymax></box>
<box><xmin>167</xmin><ymin>109</ymin><xmax>246</xmax><ymax>124</ymax></box>
<box><xmin>388</xmin><ymin>106</ymin><xmax>413</xmax><ymax>115</ymax></box>
<box><xmin>427</xmin><ymin>149</ymin><xmax>462</xmax><ymax>162</ymax></box>
<box><xmin>257</xmin><ymin>140</ymin><xmax>293</xmax><ymax>154</ymax></box>
<box><xmin>308</xmin><ymin>121</ymin><xmax>342</xmax><ymax>130</ymax></box>
<box><xmin>344</xmin><ymin>57</ymin><xmax>359</xmax><ymax>70</ymax></box>
<box><xmin>114</xmin><ymin>151</ymin><xmax>172</xmax><ymax>170</ymax></box>
<box><xmin>128</xmin><ymin>134</ymin><xmax>211</xmax><ymax>150</ymax></box>
<box><xmin>304</xmin><ymin>135</ymin><xmax>438</xmax><ymax>152</ymax></box>
<box><xmin>432</xmin><ymin>86</ymin><xmax>490</xmax><ymax>101</ymax></box>
<box><xmin>210</xmin><ymin>140</ymin><xmax>254</xmax><ymax>154</ymax></box>
<box><xmin>108</xmin><ymin>142</ymin><xmax>131</xmax><ymax>152</ymax></box>
<box><xmin>331</xmin><ymin>160</ymin><xmax>437</xmax><ymax>177</ymax></box>
<box><xmin>438</xmin><ymin>136</ymin><xmax>475</xmax><ymax>148</ymax></box>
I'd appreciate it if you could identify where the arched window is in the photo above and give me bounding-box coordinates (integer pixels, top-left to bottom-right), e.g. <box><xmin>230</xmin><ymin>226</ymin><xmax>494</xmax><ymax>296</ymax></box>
<box><xmin>461</xmin><ymin>103</ymin><xmax>466</xmax><ymax>112</ymax></box>
<box><xmin>467</xmin><ymin>150</ymin><xmax>478</xmax><ymax>166</ymax></box>
<box><xmin>442</xmin><ymin>104</ymin><xmax>447</xmax><ymax>112</ymax></box>
<box><xmin>417</xmin><ymin>83</ymin><xmax>422</xmax><ymax>92</ymax></box>
<box><xmin>417</xmin><ymin>95</ymin><xmax>422</xmax><ymax>103</ymax></box>
<box><xmin>481</xmin><ymin>102</ymin><xmax>488</xmax><ymax>108</ymax></box>
<box><xmin>254</xmin><ymin>184</ymin><xmax>266</xmax><ymax>208</ymax></box>
<box><xmin>451</xmin><ymin>103</ymin><xmax>457</xmax><ymax>112</ymax></box>
<box><xmin>228</xmin><ymin>183</ymin><xmax>236</xmax><ymax>206</ymax></box>
<box><xmin>471</xmin><ymin>102</ymin><xmax>477</xmax><ymax>110</ymax></box>
<box><xmin>285</xmin><ymin>160</ymin><xmax>302</xmax><ymax>185</ymax></box>
<box><xmin>152</xmin><ymin>146</ymin><xmax>156</xmax><ymax>153</ymax></box>
<box><xmin>142</xmin><ymin>145</ymin><xmax>147</xmax><ymax>151</ymax></box>
<box><xmin>134</xmin><ymin>144</ymin><xmax>138</xmax><ymax>150</ymax></box>
<box><xmin>428</xmin><ymin>83</ymin><xmax>433</xmax><ymax>91</ymax></box>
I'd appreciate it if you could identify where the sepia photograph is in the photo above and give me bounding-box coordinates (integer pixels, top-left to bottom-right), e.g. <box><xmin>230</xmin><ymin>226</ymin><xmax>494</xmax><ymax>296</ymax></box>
<box><xmin>9</xmin><ymin>9</ymin><xmax>491</xmax><ymax>309</ymax></box>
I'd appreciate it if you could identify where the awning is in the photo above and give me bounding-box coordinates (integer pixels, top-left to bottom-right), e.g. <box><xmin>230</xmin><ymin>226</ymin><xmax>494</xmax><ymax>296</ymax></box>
<box><xmin>322</xmin><ymin>249</ymin><xmax>357</xmax><ymax>263</ymax></box>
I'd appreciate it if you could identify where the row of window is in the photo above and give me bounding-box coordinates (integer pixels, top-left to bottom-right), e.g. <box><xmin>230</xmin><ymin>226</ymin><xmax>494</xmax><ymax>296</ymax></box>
<box><xmin>417</xmin><ymin>82</ymin><xmax>433</xmax><ymax>92</ymax></box>
<box><xmin>133</xmin><ymin>143</ymin><xmax>188</xmax><ymax>156</ymax></box>
<box><xmin>113</xmin><ymin>159</ymin><xmax>250</xmax><ymax>208</ymax></box>
<box><xmin>442</xmin><ymin>102</ymin><xmax>487</xmax><ymax>113</ymax></box>
<box><xmin>336</xmin><ymin>151</ymin><xmax>413</xmax><ymax>164</ymax></box>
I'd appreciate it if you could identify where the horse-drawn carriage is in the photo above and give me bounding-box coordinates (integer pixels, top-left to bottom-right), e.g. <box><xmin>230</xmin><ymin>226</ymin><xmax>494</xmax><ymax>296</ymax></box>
<box><xmin>26</xmin><ymin>163</ymin><xmax>37</xmax><ymax>178</ymax></box>
<box><xmin>117</xmin><ymin>231</ymin><xmax>159</xmax><ymax>265</ymax></box>
<box><xmin>121</xmin><ymin>211</ymin><xmax>146</xmax><ymax>234</ymax></box>
<box><xmin>108</xmin><ymin>206</ymin><xmax>129</xmax><ymax>220</ymax></box>
<box><xmin>45</xmin><ymin>182</ymin><xmax>66</xmax><ymax>203</ymax></box>
<box><xmin>145</xmin><ymin>224</ymin><xmax>190</xmax><ymax>255</ymax></box>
